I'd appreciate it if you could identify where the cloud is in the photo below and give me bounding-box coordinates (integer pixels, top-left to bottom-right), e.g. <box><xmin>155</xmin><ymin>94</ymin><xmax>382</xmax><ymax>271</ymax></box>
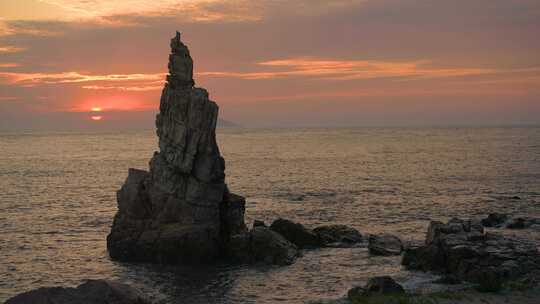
<box><xmin>11</xmin><ymin>0</ymin><xmax>266</xmax><ymax>24</ymax></box>
<box><xmin>0</xmin><ymin>20</ymin><xmax>63</xmax><ymax>37</ymax></box>
<box><xmin>198</xmin><ymin>58</ymin><xmax>498</xmax><ymax>80</ymax></box>
<box><xmin>81</xmin><ymin>84</ymin><xmax>163</xmax><ymax>91</ymax></box>
<box><xmin>0</xmin><ymin>96</ymin><xmax>19</xmax><ymax>102</ymax></box>
<box><xmin>0</xmin><ymin>46</ymin><xmax>25</xmax><ymax>53</ymax></box>
<box><xmin>0</xmin><ymin>63</ymin><xmax>20</xmax><ymax>68</ymax></box>
<box><xmin>0</xmin><ymin>71</ymin><xmax>165</xmax><ymax>86</ymax></box>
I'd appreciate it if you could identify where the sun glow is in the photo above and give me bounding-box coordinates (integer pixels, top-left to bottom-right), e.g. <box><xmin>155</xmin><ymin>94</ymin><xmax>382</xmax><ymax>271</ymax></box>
<box><xmin>91</xmin><ymin>115</ymin><xmax>103</xmax><ymax>121</ymax></box>
<box><xmin>91</xmin><ymin>106</ymin><xmax>102</xmax><ymax>112</ymax></box>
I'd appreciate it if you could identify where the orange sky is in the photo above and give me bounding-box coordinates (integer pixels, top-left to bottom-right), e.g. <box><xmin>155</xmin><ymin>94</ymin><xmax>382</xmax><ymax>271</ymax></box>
<box><xmin>1</xmin><ymin>0</ymin><xmax>539</xmax><ymax>129</ymax></box>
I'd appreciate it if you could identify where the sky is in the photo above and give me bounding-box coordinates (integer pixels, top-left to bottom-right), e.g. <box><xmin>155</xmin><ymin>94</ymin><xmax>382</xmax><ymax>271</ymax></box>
<box><xmin>0</xmin><ymin>0</ymin><xmax>539</xmax><ymax>129</ymax></box>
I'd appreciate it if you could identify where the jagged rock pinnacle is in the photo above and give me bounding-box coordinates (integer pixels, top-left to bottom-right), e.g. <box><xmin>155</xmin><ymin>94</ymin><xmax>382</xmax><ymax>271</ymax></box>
<box><xmin>107</xmin><ymin>31</ymin><xmax>246</xmax><ymax>264</ymax></box>
<box><xmin>167</xmin><ymin>31</ymin><xmax>194</xmax><ymax>88</ymax></box>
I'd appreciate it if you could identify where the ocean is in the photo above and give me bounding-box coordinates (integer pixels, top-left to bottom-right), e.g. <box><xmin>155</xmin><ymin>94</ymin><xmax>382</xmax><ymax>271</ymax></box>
<box><xmin>1</xmin><ymin>127</ymin><xmax>539</xmax><ymax>303</ymax></box>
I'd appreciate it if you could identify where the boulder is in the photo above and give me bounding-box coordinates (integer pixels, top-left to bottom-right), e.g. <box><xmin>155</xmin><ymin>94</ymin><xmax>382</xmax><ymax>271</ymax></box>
<box><xmin>107</xmin><ymin>32</ymin><xmax>247</xmax><ymax>264</ymax></box>
<box><xmin>313</xmin><ymin>225</ymin><xmax>362</xmax><ymax>247</ymax></box>
<box><xmin>227</xmin><ymin>227</ymin><xmax>300</xmax><ymax>265</ymax></box>
<box><xmin>269</xmin><ymin>218</ymin><xmax>320</xmax><ymax>248</ymax></box>
<box><xmin>347</xmin><ymin>276</ymin><xmax>405</xmax><ymax>302</ymax></box>
<box><xmin>433</xmin><ymin>274</ymin><xmax>461</xmax><ymax>285</ymax></box>
<box><xmin>5</xmin><ymin>280</ymin><xmax>150</xmax><ymax>304</ymax></box>
<box><xmin>506</xmin><ymin>217</ymin><xmax>528</xmax><ymax>229</ymax></box>
<box><xmin>364</xmin><ymin>276</ymin><xmax>405</xmax><ymax>295</ymax></box>
<box><xmin>402</xmin><ymin>218</ymin><xmax>540</xmax><ymax>285</ymax></box>
<box><xmin>368</xmin><ymin>234</ymin><xmax>403</xmax><ymax>256</ymax></box>
<box><xmin>481</xmin><ymin>213</ymin><xmax>509</xmax><ymax>228</ymax></box>
<box><xmin>250</xmin><ymin>227</ymin><xmax>300</xmax><ymax>265</ymax></box>
<box><xmin>505</xmin><ymin>217</ymin><xmax>539</xmax><ymax>229</ymax></box>
<box><xmin>253</xmin><ymin>220</ymin><xmax>267</xmax><ymax>228</ymax></box>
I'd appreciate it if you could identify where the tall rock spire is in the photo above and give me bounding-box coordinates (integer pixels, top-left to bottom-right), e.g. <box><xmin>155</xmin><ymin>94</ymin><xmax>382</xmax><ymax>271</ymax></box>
<box><xmin>167</xmin><ymin>31</ymin><xmax>194</xmax><ymax>88</ymax></box>
<box><xmin>107</xmin><ymin>31</ymin><xmax>246</xmax><ymax>264</ymax></box>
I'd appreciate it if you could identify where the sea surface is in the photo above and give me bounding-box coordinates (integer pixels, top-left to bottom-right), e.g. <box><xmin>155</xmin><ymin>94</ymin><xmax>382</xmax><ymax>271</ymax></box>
<box><xmin>1</xmin><ymin>127</ymin><xmax>540</xmax><ymax>303</ymax></box>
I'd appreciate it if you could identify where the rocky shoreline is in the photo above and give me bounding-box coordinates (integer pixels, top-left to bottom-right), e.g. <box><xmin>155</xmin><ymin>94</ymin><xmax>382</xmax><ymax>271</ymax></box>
<box><xmin>4</xmin><ymin>32</ymin><xmax>539</xmax><ymax>303</ymax></box>
<box><xmin>7</xmin><ymin>212</ymin><xmax>540</xmax><ymax>303</ymax></box>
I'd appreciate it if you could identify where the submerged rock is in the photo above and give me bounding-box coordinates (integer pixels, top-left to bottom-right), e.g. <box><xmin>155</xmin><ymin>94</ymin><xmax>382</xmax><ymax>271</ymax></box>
<box><xmin>270</xmin><ymin>218</ymin><xmax>320</xmax><ymax>248</ymax></box>
<box><xmin>368</xmin><ymin>234</ymin><xmax>403</xmax><ymax>256</ymax></box>
<box><xmin>107</xmin><ymin>32</ymin><xmax>246</xmax><ymax>264</ymax></box>
<box><xmin>402</xmin><ymin>218</ymin><xmax>540</xmax><ymax>285</ymax></box>
<box><xmin>5</xmin><ymin>280</ymin><xmax>150</xmax><ymax>304</ymax></box>
<box><xmin>313</xmin><ymin>225</ymin><xmax>362</xmax><ymax>247</ymax></box>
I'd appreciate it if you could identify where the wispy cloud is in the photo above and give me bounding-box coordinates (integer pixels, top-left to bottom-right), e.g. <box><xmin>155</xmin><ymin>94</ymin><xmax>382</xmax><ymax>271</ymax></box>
<box><xmin>81</xmin><ymin>84</ymin><xmax>163</xmax><ymax>91</ymax></box>
<box><xmin>198</xmin><ymin>58</ymin><xmax>498</xmax><ymax>80</ymax></box>
<box><xmin>0</xmin><ymin>20</ymin><xmax>63</xmax><ymax>37</ymax></box>
<box><xmin>24</xmin><ymin>0</ymin><xmax>266</xmax><ymax>24</ymax></box>
<box><xmin>0</xmin><ymin>71</ymin><xmax>165</xmax><ymax>86</ymax></box>
<box><xmin>0</xmin><ymin>63</ymin><xmax>19</xmax><ymax>68</ymax></box>
<box><xmin>0</xmin><ymin>45</ymin><xmax>25</xmax><ymax>53</ymax></box>
<box><xmin>0</xmin><ymin>96</ymin><xmax>19</xmax><ymax>102</ymax></box>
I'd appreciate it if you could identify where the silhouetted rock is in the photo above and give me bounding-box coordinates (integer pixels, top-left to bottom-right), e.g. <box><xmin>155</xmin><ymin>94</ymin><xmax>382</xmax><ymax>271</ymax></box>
<box><xmin>505</xmin><ymin>217</ymin><xmax>540</xmax><ymax>229</ymax></box>
<box><xmin>506</xmin><ymin>217</ymin><xmax>528</xmax><ymax>229</ymax></box>
<box><xmin>474</xmin><ymin>267</ymin><xmax>504</xmax><ymax>292</ymax></box>
<box><xmin>269</xmin><ymin>218</ymin><xmax>320</xmax><ymax>248</ymax></box>
<box><xmin>5</xmin><ymin>280</ymin><xmax>150</xmax><ymax>304</ymax></box>
<box><xmin>364</xmin><ymin>276</ymin><xmax>405</xmax><ymax>295</ymax></box>
<box><xmin>107</xmin><ymin>31</ymin><xmax>246</xmax><ymax>264</ymax></box>
<box><xmin>253</xmin><ymin>220</ymin><xmax>267</xmax><ymax>228</ymax></box>
<box><xmin>313</xmin><ymin>225</ymin><xmax>362</xmax><ymax>247</ymax></box>
<box><xmin>368</xmin><ymin>234</ymin><xmax>403</xmax><ymax>256</ymax></box>
<box><xmin>481</xmin><ymin>213</ymin><xmax>509</xmax><ymax>227</ymax></box>
<box><xmin>402</xmin><ymin>218</ymin><xmax>540</xmax><ymax>285</ymax></box>
<box><xmin>433</xmin><ymin>274</ymin><xmax>462</xmax><ymax>285</ymax></box>
<box><xmin>227</xmin><ymin>227</ymin><xmax>300</xmax><ymax>265</ymax></box>
<box><xmin>347</xmin><ymin>276</ymin><xmax>405</xmax><ymax>302</ymax></box>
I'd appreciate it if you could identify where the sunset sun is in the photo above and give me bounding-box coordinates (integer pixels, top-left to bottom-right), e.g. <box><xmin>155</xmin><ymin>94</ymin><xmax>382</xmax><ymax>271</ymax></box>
<box><xmin>90</xmin><ymin>106</ymin><xmax>103</xmax><ymax>121</ymax></box>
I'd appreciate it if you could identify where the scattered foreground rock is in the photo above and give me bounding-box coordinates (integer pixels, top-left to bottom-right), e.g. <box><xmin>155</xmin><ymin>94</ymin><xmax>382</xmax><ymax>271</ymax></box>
<box><xmin>227</xmin><ymin>227</ymin><xmax>300</xmax><ymax>265</ymax></box>
<box><xmin>107</xmin><ymin>32</ymin><xmax>247</xmax><ymax>264</ymax></box>
<box><xmin>348</xmin><ymin>276</ymin><xmax>405</xmax><ymax>302</ymax></box>
<box><xmin>481</xmin><ymin>213</ymin><xmax>509</xmax><ymax>228</ymax></box>
<box><xmin>481</xmin><ymin>213</ymin><xmax>540</xmax><ymax>229</ymax></box>
<box><xmin>253</xmin><ymin>219</ymin><xmax>267</xmax><ymax>228</ymax></box>
<box><xmin>368</xmin><ymin>234</ymin><xmax>403</xmax><ymax>256</ymax></box>
<box><xmin>506</xmin><ymin>217</ymin><xmax>540</xmax><ymax>229</ymax></box>
<box><xmin>313</xmin><ymin>225</ymin><xmax>363</xmax><ymax>247</ymax></box>
<box><xmin>270</xmin><ymin>218</ymin><xmax>321</xmax><ymax>248</ymax></box>
<box><xmin>5</xmin><ymin>280</ymin><xmax>150</xmax><ymax>304</ymax></box>
<box><xmin>402</xmin><ymin>218</ymin><xmax>540</xmax><ymax>285</ymax></box>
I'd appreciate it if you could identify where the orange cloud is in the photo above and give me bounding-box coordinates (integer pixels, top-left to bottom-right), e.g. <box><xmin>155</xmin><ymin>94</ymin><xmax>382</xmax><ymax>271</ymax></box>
<box><xmin>0</xmin><ymin>71</ymin><xmax>165</xmax><ymax>86</ymax></box>
<box><xmin>0</xmin><ymin>96</ymin><xmax>19</xmax><ymax>102</ymax></box>
<box><xmin>0</xmin><ymin>63</ymin><xmax>20</xmax><ymax>68</ymax></box>
<box><xmin>20</xmin><ymin>0</ymin><xmax>265</xmax><ymax>24</ymax></box>
<box><xmin>0</xmin><ymin>20</ymin><xmax>62</xmax><ymax>37</ymax></box>
<box><xmin>198</xmin><ymin>58</ymin><xmax>498</xmax><ymax>80</ymax></box>
<box><xmin>81</xmin><ymin>84</ymin><xmax>163</xmax><ymax>91</ymax></box>
<box><xmin>0</xmin><ymin>46</ymin><xmax>25</xmax><ymax>53</ymax></box>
